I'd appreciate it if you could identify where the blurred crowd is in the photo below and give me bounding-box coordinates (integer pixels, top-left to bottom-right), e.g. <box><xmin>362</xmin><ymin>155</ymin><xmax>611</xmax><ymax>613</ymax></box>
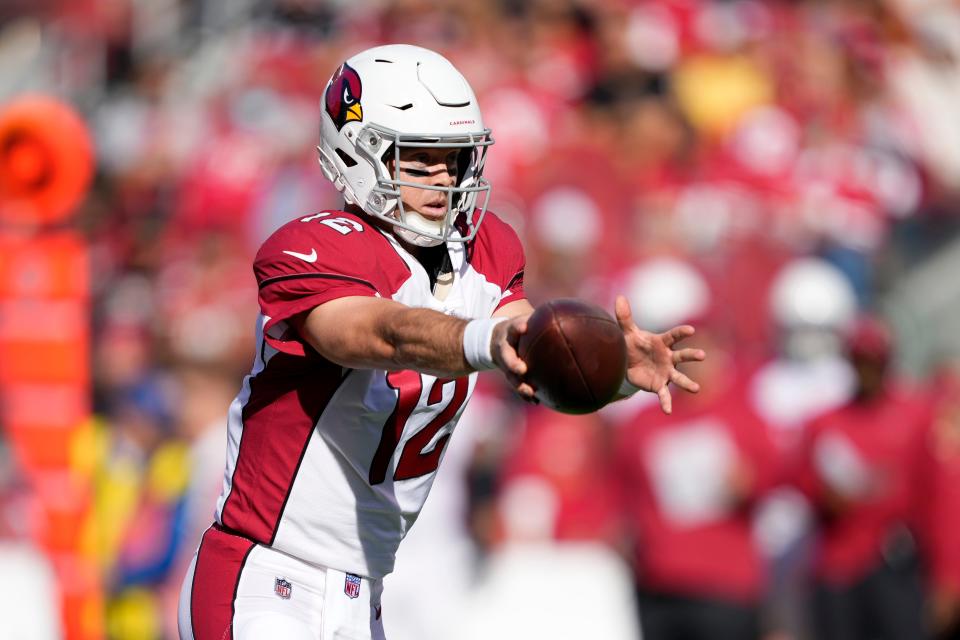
<box><xmin>3</xmin><ymin>0</ymin><xmax>960</xmax><ymax>638</ymax></box>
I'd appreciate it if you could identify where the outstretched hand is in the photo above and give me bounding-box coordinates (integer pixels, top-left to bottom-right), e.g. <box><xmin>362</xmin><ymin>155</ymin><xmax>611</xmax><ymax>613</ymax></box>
<box><xmin>615</xmin><ymin>295</ymin><xmax>706</xmax><ymax>414</ymax></box>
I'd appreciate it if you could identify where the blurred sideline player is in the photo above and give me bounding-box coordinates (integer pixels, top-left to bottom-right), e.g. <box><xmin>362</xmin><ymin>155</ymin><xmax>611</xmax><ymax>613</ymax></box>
<box><xmin>748</xmin><ymin>257</ymin><xmax>859</xmax><ymax>638</ymax></box>
<box><xmin>613</xmin><ymin>258</ymin><xmax>779</xmax><ymax>640</ymax></box>
<box><xmin>795</xmin><ymin>315</ymin><xmax>932</xmax><ymax>640</ymax></box>
<box><xmin>177</xmin><ymin>44</ymin><xmax>705</xmax><ymax>640</ymax></box>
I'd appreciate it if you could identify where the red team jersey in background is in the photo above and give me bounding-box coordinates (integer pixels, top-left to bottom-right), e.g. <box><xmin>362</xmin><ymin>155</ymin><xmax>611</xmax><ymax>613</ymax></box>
<box><xmin>615</xmin><ymin>378</ymin><xmax>780</xmax><ymax>603</ymax></box>
<box><xmin>212</xmin><ymin>209</ymin><xmax>525</xmax><ymax>580</ymax></box>
<box><xmin>796</xmin><ymin>387</ymin><xmax>932</xmax><ymax>585</ymax></box>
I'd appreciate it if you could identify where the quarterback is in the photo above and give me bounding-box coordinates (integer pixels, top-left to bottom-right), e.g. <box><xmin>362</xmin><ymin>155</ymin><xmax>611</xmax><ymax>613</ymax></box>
<box><xmin>178</xmin><ymin>44</ymin><xmax>704</xmax><ymax>640</ymax></box>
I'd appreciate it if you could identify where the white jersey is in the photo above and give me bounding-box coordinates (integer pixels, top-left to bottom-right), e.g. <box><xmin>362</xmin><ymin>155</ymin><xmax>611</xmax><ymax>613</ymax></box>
<box><xmin>213</xmin><ymin>209</ymin><xmax>525</xmax><ymax>579</ymax></box>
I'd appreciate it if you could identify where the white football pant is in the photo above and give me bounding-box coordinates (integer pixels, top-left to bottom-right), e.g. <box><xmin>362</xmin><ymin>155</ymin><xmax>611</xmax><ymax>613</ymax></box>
<box><xmin>179</xmin><ymin>525</ymin><xmax>385</xmax><ymax>640</ymax></box>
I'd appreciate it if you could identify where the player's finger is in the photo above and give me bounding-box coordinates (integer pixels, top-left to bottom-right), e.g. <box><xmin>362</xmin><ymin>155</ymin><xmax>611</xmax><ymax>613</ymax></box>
<box><xmin>670</xmin><ymin>368</ymin><xmax>701</xmax><ymax>393</ymax></box>
<box><xmin>672</xmin><ymin>348</ymin><xmax>706</xmax><ymax>365</ymax></box>
<box><xmin>504</xmin><ymin>369</ymin><xmax>537</xmax><ymax>401</ymax></box>
<box><xmin>661</xmin><ymin>324</ymin><xmax>695</xmax><ymax>348</ymax></box>
<box><xmin>517</xmin><ymin>382</ymin><xmax>537</xmax><ymax>400</ymax></box>
<box><xmin>657</xmin><ymin>384</ymin><xmax>672</xmax><ymax>414</ymax></box>
<box><xmin>506</xmin><ymin>317</ymin><xmax>529</xmax><ymax>343</ymax></box>
<box><xmin>503</xmin><ymin>364</ymin><xmax>530</xmax><ymax>389</ymax></box>
<box><xmin>614</xmin><ymin>295</ymin><xmax>635</xmax><ymax>332</ymax></box>
<box><xmin>499</xmin><ymin>342</ymin><xmax>527</xmax><ymax>376</ymax></box>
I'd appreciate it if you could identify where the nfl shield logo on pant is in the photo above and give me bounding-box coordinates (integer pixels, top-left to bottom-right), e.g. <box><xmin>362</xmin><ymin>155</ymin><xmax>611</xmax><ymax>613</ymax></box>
<box><xmin>344</xmin><ymin>573</ymin><xmax>362</xmax><ymax>599</ymax></box>
<box><xmin>275</xmin><ymin>577</ymin><xmax>292</xmax><ymax>600</ymax></box>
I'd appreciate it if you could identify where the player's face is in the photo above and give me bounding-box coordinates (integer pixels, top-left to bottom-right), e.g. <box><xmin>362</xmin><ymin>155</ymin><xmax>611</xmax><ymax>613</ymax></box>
<box><xmin>852</xmin><ymin>353</ymin><xmax>887</xmax><ymax>398</ymax></box>
<box><xmin>391</xmin><ymin>147</ymin><xmax>460</xmax><ymax>222</ymax></box>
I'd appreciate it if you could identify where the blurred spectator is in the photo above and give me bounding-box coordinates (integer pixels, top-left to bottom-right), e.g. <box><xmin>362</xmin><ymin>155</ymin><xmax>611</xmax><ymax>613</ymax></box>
<box><xmin>616</xmin><ymin>334</ymin><xmax>777</xmax><ymax>639</ymax></box>
<box><xmin>751</xmin><ymin>257</ymin><xmax>859</xmax><ymax>444</ymax></box>
<box><xmin>794</xmin><ymin>315</ymin><xmax>932</xmax><ymax>640</ymax></box>
<box><xmin>612</xmin><ymin>262</ymin><xmax>779</xmax><ymax>640</ymax></box>
<box><xmin>496</xmin><ymin>406</ymin><xmax>621</xmax><ymax>546</ymax></box>
<box><xmin>747</xmin><ymin>257</ymin><xmax>860</xmax><ymax>639</ymax></box>
<box><xmin>454</xmin><ymin>395</ymin><xmax>638</xmax><ymax>640</ymax></box>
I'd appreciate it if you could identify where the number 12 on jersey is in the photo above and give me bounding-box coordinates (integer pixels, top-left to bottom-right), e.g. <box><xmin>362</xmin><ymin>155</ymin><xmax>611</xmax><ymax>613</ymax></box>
<box><xmin>300</xmin><ymin>211</ymin><xmax>364</xmax><ymax>235</ymax></box>
<box><xmin>369</xmin><ymin>371</ymin><xmax>469</xmax><ymax>485</ymax></box>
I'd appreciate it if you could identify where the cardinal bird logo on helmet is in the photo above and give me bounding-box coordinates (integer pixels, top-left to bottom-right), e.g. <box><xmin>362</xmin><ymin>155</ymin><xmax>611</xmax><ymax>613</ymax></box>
<box><xmin>325</xmin><ymin>63</ymin><xmax>363</xmax><ymax>131</ymax></box>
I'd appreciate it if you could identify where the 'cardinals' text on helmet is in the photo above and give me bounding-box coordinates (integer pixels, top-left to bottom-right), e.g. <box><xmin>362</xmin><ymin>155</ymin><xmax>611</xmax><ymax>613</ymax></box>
<box><xmin>318</xmin><ymin>44</ymin><xmax>493</xmax><ymax>247</ymax></box>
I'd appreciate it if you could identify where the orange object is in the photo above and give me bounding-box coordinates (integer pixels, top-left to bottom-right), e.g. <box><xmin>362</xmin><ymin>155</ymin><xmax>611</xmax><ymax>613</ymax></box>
<box><xmin>51</xmin><ymin>552</ymin><xmax>104</xmax><ymax>640</ymax></box>
<box><xmin>6</xmin><ymin>425</ymin><xmax>79</xmax><ymax>469</ymax></box>
<box><xmin>0</xmin><ymin>234</ymin><xmax>89</xmax><ymax>385</ymax></box>
<box><xmin>0</xmin><ymin>232</ymin><xmax>89</xmax><ymax>297</ymax></box>
<box><xmin>0</xmin><ymin>340</ymin><xmax>89</xmax><ymax>384</ymax></box>
<box><xmin>0</xmin><ymin>95</ymin><xmax>94</xmax><ymax>226</ymax></box>
<box><xmin>0</xmin><ymin>229</ymin><xmax>100</xmax><ymax>637</ymax></box>
<box><xmin>2</xmin><ymin>383</ymin><xmax>88</xmax><ymax>427</ymax></box>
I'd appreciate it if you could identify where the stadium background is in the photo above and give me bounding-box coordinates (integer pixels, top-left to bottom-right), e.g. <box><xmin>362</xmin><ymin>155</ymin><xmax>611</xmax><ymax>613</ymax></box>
<box><xmin>1</xmin><ymin>0</ymin><xmax>960</xmax><ymax>638</ymax></box>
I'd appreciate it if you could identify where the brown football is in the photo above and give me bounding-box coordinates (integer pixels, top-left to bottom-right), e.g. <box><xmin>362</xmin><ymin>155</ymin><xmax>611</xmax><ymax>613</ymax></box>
<box><xmin>517</xmin><ymin>299</ymin><xmax>628</xmax><ymax>414</ymax></box>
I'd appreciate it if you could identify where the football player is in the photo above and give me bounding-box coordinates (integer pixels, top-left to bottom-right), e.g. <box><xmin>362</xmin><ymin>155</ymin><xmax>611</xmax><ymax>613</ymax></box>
<box><xmin>177</xmin><ymin>44</ymin><xmax>704</xmax><ymax>640</ymax></box>
<box><xmin>796</xmin><ymin>316</ymin><xmax>931</xmax><ymax>640</ymax></box>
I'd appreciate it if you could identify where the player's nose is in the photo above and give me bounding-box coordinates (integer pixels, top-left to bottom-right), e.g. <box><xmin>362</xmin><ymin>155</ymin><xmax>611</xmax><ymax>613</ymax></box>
<box><xmin>429</xmin><ymin>163</ymin><xmax>456</xmax><ymax>188</ymax></box>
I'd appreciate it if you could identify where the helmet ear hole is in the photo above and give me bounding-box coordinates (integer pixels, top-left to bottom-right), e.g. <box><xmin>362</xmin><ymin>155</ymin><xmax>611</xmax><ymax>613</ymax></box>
<box><xmin>380</xmin><ymin>144</ymin><xmax>395</xmax><ymax>166</ymax></box>
<box><xmin>455</xmin><ymin>148</ymin><xmax>471</xmax><ymax>186</ymax></box>
<box><xmin>335</xmin><ymin>148</ymin><xmax>358</xmax><ymax>168</ymax></box>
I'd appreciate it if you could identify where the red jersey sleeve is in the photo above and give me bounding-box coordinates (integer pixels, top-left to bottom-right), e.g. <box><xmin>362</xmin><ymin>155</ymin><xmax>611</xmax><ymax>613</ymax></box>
<box><xmin>468</xmin><ymin>212</ymin><xmax>526</xmax><ymax>311</ymax></box>
<box><xmin>254</xmin><ymin>211</ymin><xmax>408</xmax><ymax>355</ymax></box>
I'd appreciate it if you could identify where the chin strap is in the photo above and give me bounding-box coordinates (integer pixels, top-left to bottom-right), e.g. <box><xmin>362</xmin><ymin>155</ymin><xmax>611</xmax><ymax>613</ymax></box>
<box><xmin>394</xmin><ymin>225</ymin><xmax>444</xmax><ymax>247</ymax></box>
<box><xmin>393</xmin><ymin>210</ymin><xmax>447</xmax><ymax>247</ymax></box>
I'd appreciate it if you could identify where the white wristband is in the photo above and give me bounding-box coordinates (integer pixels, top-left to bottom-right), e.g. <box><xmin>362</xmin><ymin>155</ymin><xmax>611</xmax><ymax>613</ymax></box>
<box><xmin>463</xmin><ymin>318</ymin><xmax>508</xmax><ymax>371</ymax></box>
<box><xmin>619</xmin><ymin>376</ymin><xmax>641</xmax><ymax>397</ymax></box>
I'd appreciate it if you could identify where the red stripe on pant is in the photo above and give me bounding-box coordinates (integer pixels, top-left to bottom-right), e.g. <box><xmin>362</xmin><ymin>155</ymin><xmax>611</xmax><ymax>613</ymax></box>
<box><xmin>191</xmin><ymin>525</ymin><xmax>256</xmax><ymax>640</ymax></box>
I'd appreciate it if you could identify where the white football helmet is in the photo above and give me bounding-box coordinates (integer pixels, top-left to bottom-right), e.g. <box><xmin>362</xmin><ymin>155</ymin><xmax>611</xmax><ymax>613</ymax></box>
<box><xmin>623</xmin><ymin>257</ymin><xmax>710</xmax><ymax>333</ymax></box>
<box><xmin>770</xmin><ymin>258</ymin><xmax>856</xmax><ymax>331</ymax></box>
<box><xmin>317</xmin><ymin>44</ymin><xmax>493</xmax><ymax>247</ymax></box>
<box><xmin>769</xmin><ymin>257</ymin><xmax>857</xmax><ymax>360</ymax></box>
